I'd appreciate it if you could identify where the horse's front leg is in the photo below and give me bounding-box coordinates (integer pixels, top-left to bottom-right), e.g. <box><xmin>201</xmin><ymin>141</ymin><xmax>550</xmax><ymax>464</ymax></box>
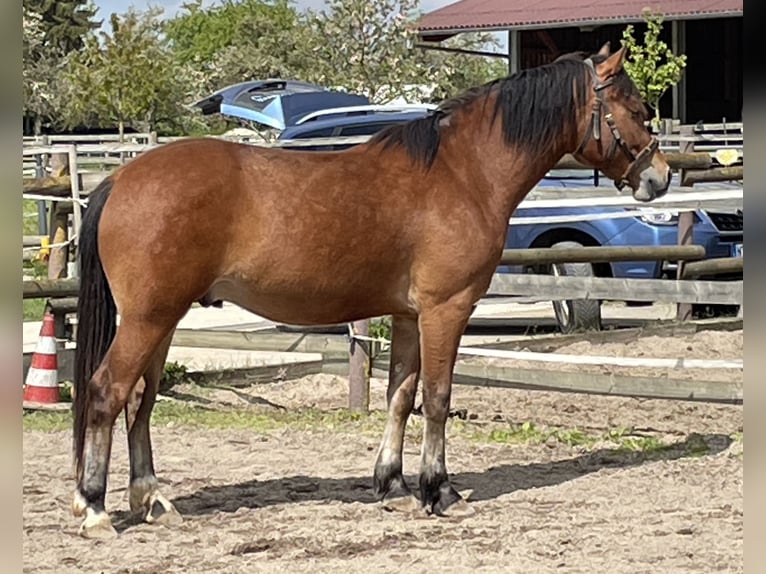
<box><xmin>373</xmin><ymin>314</ymin><xmax>420</xmax><ymax>511</ymax></box>
<box><xmin>417</xmin><ymin>299</ymin><xmax>474</xmax><ymax>516</ymax></box>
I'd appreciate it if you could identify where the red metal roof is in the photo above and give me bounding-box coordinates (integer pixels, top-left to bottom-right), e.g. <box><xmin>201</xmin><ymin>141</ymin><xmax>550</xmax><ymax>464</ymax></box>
<box><xmin>418</xmin><ymin>0</ymin><xmax>743</xmax><ymax>35</ymax></box>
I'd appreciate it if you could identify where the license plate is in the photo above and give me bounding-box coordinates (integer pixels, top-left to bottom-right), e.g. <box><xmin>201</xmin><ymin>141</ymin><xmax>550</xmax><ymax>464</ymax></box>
<box><xmin>733</xmin><ymin>243</ymin><xmax>743</xmax><ymax>257</ymax></box>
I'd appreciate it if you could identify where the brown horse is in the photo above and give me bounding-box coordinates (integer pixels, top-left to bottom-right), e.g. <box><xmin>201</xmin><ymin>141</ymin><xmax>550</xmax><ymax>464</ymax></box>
<box><xmin>71</xmin><ymin>44</ymin><xmax>669</xmax><ymax>538</ymax></box>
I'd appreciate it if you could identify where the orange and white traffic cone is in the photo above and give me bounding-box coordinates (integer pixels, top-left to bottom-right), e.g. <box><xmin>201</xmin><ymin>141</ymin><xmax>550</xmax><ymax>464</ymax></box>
<box><xmin>23</xmin><ymin>311</ymin><xmax>60</xmax><ymax>404</ymax></box>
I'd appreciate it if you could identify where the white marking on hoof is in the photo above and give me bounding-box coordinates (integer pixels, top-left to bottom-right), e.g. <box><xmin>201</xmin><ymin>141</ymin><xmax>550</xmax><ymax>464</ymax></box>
<box><xmin>440</xmin><ymin>498</ymin><xmax>475</xmax><ymax>518</ymax></box>
<box><xmin>129</xmin><ymin>476</ymin><xmax>159</xmax><ymax>514</ymax></box>
<box><xmin>72</xmin><ymin>491</ymin><xmax>87</xmax><ymax>517</ymax></box>
<box><xmin>145</xmin><ymin>492</ymin><xmax>183</xmax><ymax>527</ymax></box>
<box><xmin>78</xmin><ymin>509</ymin><xmax>118</xmax><ymax>540</ymax></box>
<box><xmin>380</xmin><ymin>495</ymin><xmax>421</xmax><ymax>513</ymax></box>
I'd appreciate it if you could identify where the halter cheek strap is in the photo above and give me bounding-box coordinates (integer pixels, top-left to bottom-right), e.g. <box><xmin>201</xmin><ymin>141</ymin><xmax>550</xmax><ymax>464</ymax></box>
<box><xmin>576</xmin><ymin>58</ymin><xmax>660</xmax><ymax>191</ymax></box>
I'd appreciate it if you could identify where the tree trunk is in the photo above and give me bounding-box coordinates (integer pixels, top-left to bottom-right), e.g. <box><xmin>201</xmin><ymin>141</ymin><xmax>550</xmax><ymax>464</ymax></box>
<box><xmin>34</xmin><ymin>115</ymin><xmax>42</xmax><ymax>136</ymax></box>
<box><xmin>118</xmin><ymin>119</ymin><xmax>125</xmax><ymax>143</ymax></box>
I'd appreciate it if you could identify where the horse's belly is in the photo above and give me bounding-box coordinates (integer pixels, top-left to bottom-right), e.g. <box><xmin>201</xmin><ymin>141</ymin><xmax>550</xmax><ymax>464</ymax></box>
<box><xmin>203</xmin><ymin>275</ymin><xmax>409</xmax><ymax>326</ymax></box>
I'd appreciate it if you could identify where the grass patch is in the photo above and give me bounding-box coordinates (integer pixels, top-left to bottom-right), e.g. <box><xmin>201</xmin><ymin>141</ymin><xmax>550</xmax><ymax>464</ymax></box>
<box><xmin>464</xmin><ymin>421</ymin><xmax>682</xmax><ymax>454</ymax></box>
<box><xmin>23</xmin><ymin>410</ymin><xmax>71</xmax><ymax>432</ymax></box>
<box><xmin>22</xmin><ymin>401</ymin><xmax>391</xmax><ymax>435</ymax></box>
<box><xmin>20</xmin><ymin>394</ymin><xmax>718</xmax><ymax>459</ymax></box>
<box><xmin>24</xmin><ymin>199</ymin><xmax>41</xmax><ymax>236</ymax></box>
<box><xmin>23</xmin><ymin>298</ymin><xmax>47</xmax><ymax>322</ymax></box>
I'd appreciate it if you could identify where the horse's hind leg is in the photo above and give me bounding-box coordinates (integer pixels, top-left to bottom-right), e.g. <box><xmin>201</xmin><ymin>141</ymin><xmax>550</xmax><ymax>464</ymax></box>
<box><xmin>124</xmin><ymin>332</ymin><xmax>182</xmax><ymax>526</ymax></box>
<box><xmin>73</xmin><ymin>316</ymin><xmax>180</xmax><ymax>539</ymax></box>
<box><xmin>373</xmin><ymin>314</ymin><xmax>420</xmax><ymax>511</ymax></box>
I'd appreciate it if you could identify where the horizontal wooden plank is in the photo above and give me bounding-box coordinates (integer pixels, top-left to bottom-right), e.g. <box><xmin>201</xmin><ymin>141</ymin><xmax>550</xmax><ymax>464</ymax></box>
<box><xmin>355</xmin><ymin>356</ymin><xmax>742</xmax><ymax>403</ymax></box>
<box><xmin>499</xmin><ymin>245</ymin><xmax>705</xmax><ymax>266</ymax></box>
<box><xmin>682</xmin><ymin>166</ymin><xmax>743</xmax><ymax>186</ymax></box>
<box><xmin>23</xmin><ymin>278</ymin><xmax>79</xmax><ymax>299</ymax></box>
<box><xmin>187</xmin><ymin>358</ymin><xmax>324</xmax><ymax>387</ymax></box>
<box><xmin>681</xmin><ymin>257</ymin><xmax>743</xmax><ymax>279</ymax></box>
<box><xmin>457</xmin><ymin>346</ymin><xmax>742</xmax><ymax>369</ymax></box>
<box><xmin>451</xmin><ymin>362</ymin><xmax>742</xmax><ymax>404</ymax></box>
<box><xmin>487</xmin><ymin>273</ymin><xmax>742</xmax><ymax>305</ymax></box>
<box><xmin>520</xmin><ymin>188</ymin><xmax>742</xmax><ymax>209</ymax></box>
<box><xmin>171</xmin><ymin>329</ymin><xmax>352</xmax><ymax>361</ymax></box>
<box><xmin>468</xmin><ymin>317</ymin><xmax>743</xmax><ymax>353</ymax></box>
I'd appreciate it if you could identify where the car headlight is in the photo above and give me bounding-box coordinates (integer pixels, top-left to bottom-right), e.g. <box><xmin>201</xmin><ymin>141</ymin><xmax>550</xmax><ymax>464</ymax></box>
<box><xmin>638</xmin><ymin>209</ymin><xmax>679</xmax><ymax>225</ymax></box>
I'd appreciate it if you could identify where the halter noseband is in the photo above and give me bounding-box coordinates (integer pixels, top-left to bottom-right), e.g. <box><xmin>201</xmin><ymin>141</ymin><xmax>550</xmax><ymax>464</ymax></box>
<box><xmin>575</xmin><ymin>58</ymin><xmax>660</xmax><ymax>191</ymax></box>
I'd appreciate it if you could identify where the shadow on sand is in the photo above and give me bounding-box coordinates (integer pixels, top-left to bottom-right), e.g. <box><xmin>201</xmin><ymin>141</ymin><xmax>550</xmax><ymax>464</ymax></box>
<box><xmin>111</xmin><ymin>432</ymin><xmax>733</xmax><ymax>532</ymax></box>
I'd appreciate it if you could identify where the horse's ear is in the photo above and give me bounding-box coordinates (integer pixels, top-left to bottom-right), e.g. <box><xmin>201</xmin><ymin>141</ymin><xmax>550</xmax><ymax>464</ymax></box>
<box><xmin>597</xmin><ymin>42</ymin><xmax>611</xmax><ymax>57</ymax></box>
<box><xmin>600</xmin><ymin>44</ymin><xmax>628</xmax><ymax>76</ymax></box>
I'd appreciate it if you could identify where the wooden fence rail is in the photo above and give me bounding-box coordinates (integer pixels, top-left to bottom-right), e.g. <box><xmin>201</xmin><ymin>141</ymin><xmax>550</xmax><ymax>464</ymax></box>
<box><xmin>487</xmin><ymin>273</ymin><xmax>742</xmax><ymax>305</ymax></box>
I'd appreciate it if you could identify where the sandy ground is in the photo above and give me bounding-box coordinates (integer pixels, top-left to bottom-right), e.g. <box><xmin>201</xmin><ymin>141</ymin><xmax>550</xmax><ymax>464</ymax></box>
<box><xmin>23</xmin><ymin>331</ymin><xmax>743</xmax><ymax>573</ymax></box>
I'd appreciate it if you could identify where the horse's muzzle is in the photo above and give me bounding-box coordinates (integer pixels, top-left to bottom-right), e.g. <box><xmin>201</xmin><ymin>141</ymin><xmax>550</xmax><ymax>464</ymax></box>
<box><xmin>632</xmin><ymin>163</ymin><xmax>671</xmax><ymax>202</ymax></box>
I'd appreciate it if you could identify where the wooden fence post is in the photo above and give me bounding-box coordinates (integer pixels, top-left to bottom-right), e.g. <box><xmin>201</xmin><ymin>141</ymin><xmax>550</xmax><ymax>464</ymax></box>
<box><xmin>677</xmin><ymin>124</ymin><xmax>696</xmax><ymax>321</ymax></box>
<box><xmin>348</xmin><ymin>319</ymin><xmax>370</xmax><ymax>412</ymax></box>
<box><xmin>47</xmin><ymin>150</ymin><xmax>69</xmax><ymax>280</ymax></box>
<box><xmin>35</xmin><ymin>135</ymin><xmax>49</xmax><ymax>237</ymax></box>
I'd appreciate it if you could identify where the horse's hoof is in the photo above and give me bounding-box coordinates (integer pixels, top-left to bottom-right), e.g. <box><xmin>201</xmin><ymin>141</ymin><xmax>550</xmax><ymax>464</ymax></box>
<box><xmin>439</xmin><ymin>498</ymin><xmax>475</xmax><ymax>518</ymax></box>
<box><xmin>78</xmin><ymin>511</ymin><xmax>118</xmax><ymax>540</ymax></box>
<box><xmin>145</xmin><ymin>493</ymin><xmax>183</xmax><ymax>527</ymax></box>
<box><xmin>380</xmin><ymin>494</ymin><xmax>420</xmax><ymax>513</ymax></box>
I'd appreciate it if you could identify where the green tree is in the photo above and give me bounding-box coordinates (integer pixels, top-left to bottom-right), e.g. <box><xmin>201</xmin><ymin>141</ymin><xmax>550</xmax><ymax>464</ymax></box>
<box><xmin>64</xmin><ymin>8</ymin><xmax>190</xmax><ymax>138</ymax></box>
<box><xmin>302</xmin><ymin>0</ymin><xmax>425</xmax><ymax>102</ymax></box>
<box><xmin>621</xmin><ymin>8</ymin><xmax>687</xmax><ymax>125</ymax></box>
<box><xmin>301</xmin><ymin>0</ymin><xmax>505</xmax><ymax>104</ymax></box>
<box><xmin>23</xmin><ymin>0</ymin><xmax>100</xmax><ymax>53</ymax></box>
<box><xmin>417</xmin><ymin>33</ymin><xmax>508</xmax><ymax>102</ymax></box>
<box><xmin>23</xmin><ymin>4</ymin><xmax>69</xmax><ymax>134</ymax></box>
<box><xmin>164</xmin><ymin>0</ymin><xmax>314</xmax><ymax>133</ymax></box>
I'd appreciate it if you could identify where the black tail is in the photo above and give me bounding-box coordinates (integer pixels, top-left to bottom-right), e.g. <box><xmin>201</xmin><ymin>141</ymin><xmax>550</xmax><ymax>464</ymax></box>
<box><xmin>73</xmin><ymin>177</ymin><xmax>116</xmax><ymax>472</ymax></box>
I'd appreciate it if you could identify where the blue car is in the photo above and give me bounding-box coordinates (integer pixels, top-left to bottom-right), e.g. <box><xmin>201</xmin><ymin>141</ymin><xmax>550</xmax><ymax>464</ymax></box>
<box><xmin>276</xmin><ymin>105</ymin><xmax>743</xmax><ymax>332</ymax></box>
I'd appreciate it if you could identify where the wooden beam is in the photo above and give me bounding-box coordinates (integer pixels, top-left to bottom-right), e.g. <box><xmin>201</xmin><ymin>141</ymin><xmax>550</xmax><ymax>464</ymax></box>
<box><xmin>681</xmin><ymin>257</ymin><xmax>743</xmax><ymax>279</ymax></box>
<box><xmin>681</xmin><ymin>166</ymin><xmax>743</xmax><ymax>186</ymax></box>
<box><xmin>487</xmin><ymin>273</ymin><xmax>742</xmax><ymax>305</ymax></box>
<box><xmin>186</xmin><ymin>358</ymin><xmax>324</xmax><ymax>387</ymax></box>
<box><xmin>23</xmin><ymin>278</ymin><xmax>79</xmax><ymax>299</ymax></box>
<box><xmin>556</xmin><ymin>151</ymin><xmax>712</xmax><ymax>171</ymax></box>
<box><xmin>171</xmin><ymin>329</ymin><xmax>351</xmax><ymax>361</ymax></box>
<box><xmin>451</xmin><ymin>362</ymin><xmax>742</xmax><ymax>404</ymax></box>
<box><xmin>467</xmin><ymin>317</ymin><xmax>742</xmax><ymax>353</ymax></box>
<box><xmin>499</xmin><ymin>245</ymin><xmax>705</xmax><ymax>266</ymax></box>
<box><xmin>414</xmin><ymin>42</ymin><xmax>509</xmax><ymax>59</ymax></box>
<box><xmin>355</xmin><ymin>357</ymin><xmax>741</xmax><ymax>403</ymax></box>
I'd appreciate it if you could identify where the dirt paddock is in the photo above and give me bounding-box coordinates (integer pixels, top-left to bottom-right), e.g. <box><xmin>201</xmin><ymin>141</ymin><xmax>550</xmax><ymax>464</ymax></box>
<box><xmin>23</xmin><ymin>330</ymin><xmax>743</xmax><ymax>573</ymax></box>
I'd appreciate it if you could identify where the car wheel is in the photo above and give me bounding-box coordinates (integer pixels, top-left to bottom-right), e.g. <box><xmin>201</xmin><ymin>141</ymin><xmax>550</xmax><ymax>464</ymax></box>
<box><xmin>549</xmin><ymin>241</ymin><xmax>602</xmax><ymax>333</ymax></box>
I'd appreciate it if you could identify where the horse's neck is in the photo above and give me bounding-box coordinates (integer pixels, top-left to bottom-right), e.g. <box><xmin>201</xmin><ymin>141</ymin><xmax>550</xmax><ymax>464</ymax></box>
<box><xmin>442</xmin><ymin>118</ymin><xmax>575</xmax><ymax>227</ymax></box>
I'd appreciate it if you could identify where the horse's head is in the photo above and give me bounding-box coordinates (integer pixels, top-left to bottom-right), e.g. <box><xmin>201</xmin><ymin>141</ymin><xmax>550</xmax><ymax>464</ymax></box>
<box><xmin>569</xmin><ymin>43</ymin><xmax>671</xmax><ymax>202</ymax></box>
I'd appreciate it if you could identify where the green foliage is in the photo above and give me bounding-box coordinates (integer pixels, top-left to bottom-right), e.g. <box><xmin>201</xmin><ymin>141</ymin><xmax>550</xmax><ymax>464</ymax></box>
<box><xmin>369</xmin><ymin>316</ymin><xmax>392</xmax><ymax>341</ymax></box>
<box><xmin>23</xmin><ymin>299</ymin><xmax>47</xmax><ymax>322</ymax></box>
<box><xmin>160</xmin><ymin>361</ymin><xmax>190</xmax><ymax>393</ymax></box>
<box><xmin>64</xmin><ymin>8</ymin><xmax>194</xmax><ymax>137</ymax></box>
<box><xmin>22</xmin><ymin>0</ymin><xmax>508</xmax><ymax>135</ymax></box>
<box><xmin>302</xmin><ymin>0</ymin><xmax>424</xmax><ymax>102</ymax></box>
<box><xmin>23</xmin><ymin>0</ymin><xmax>100</xmax><ymax>53</ymax></box>
<box><xmin>422</xmin><ymin>33</ymin><xmax>508</xmax><ymax>101</ymax></box>
<box><xmin>23</xmin><ymin>3</ymin><xmax>71</xmax><ymax>133</ymax></box>
<box><xmin>621</xmin><ymin>8</ymin><xmax>687</xmax><ymax>124</ymax></box>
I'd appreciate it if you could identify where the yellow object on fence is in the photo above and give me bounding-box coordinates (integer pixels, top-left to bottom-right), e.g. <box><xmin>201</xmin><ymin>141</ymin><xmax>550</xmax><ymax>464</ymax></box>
<box><xmin>36</xmin><ymin>237</ymin><xmax>50</xmax><ymax>262</ymax></box>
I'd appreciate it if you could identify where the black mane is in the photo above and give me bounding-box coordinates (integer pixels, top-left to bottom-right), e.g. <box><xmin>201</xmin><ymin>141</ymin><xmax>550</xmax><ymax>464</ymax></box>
<box><xmin>370</xmin><ymin>55</ymin><xmax>619</xmax><ymax>169</ymax></box>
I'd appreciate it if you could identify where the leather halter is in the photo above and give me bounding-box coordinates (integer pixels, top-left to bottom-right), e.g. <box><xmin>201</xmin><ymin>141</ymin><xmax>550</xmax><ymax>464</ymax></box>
<box><xmin>575</xmin><ymin>58</ymin><xmax>660</xmax><ymax>191</ymax></box>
